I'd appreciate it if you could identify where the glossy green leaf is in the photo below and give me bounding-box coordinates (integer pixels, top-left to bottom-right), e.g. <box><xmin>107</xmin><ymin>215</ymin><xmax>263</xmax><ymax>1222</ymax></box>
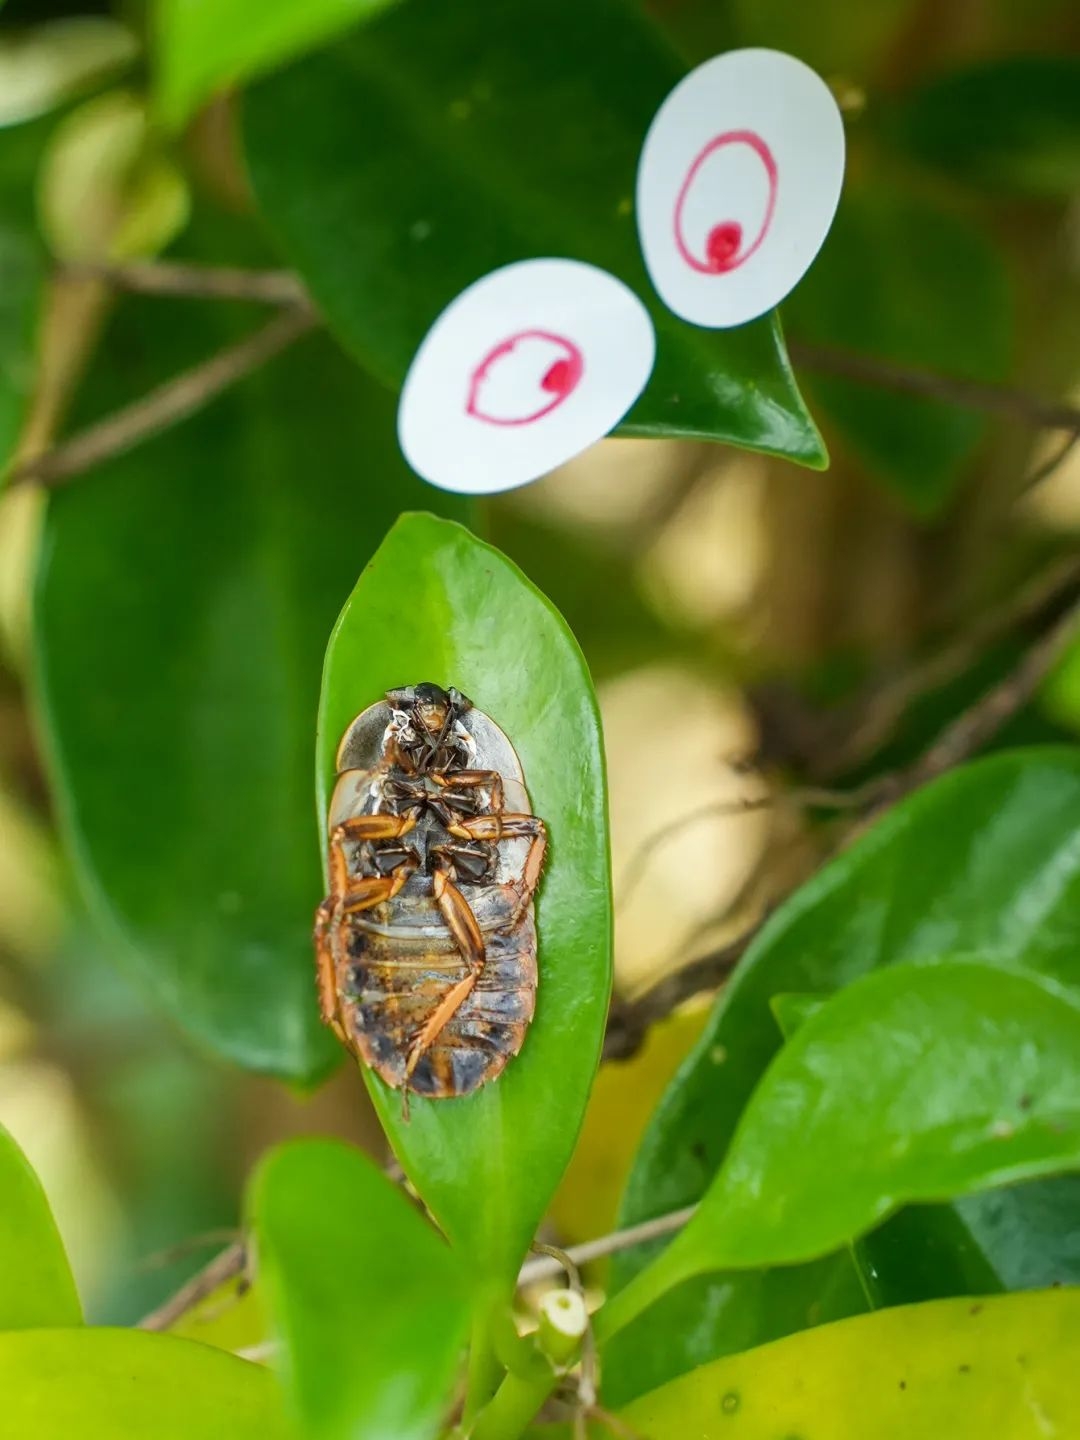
<box><xmin>244</xmin><ymin>0</ymin><xmax>825</xmax><ymax>466</ymax></box>
<box><xmin>612</xmin><ymin>751</ymin><xmax>1080</xmax><ymax>1377</ymax></box>
<box><xmin>785</xmin><ymin>181</ymin><xmax>1011</xmax><ymax>513</ymax></box>
<box><xmin>768</xmin><ymin>990</ymin><xmax>825</xmax><ymax>1037</ymax></box>
<box><xmin>599</xmin><ymin>1254</ymin><xmax>869</xmax><ymax>1410</ymax></box>
<box><xmin>153</xmin><ymin>0</ymin><xmax>394</xmax><ymax>132</ymax></box>
<box><xmin>0</xmin><ymin>120</ymin><xmax>46</xmax><ymax>475</ymax></box>
<box><xmin>0</xmin><ymin>18</ymin><xmax>137</xmax><ymax>128</ymax></box>
<box><xmin>0</xmin><ymin>1328</ymin><xmax>294</xmax><ymax>1438</ymax></box>
<box><xmin>0</xmin><ymin>1124</ymin><xmax>81</xmax><ymax>1329</ymax></box>
<box><xmin>600</xmin><ymin>959</ymin><xmax>1080</xmax><ymax>1334</ymax></box>
<box><xmin>887</xmin><ymin>56</ymin><xmax>1080</xmax><ymax>197</ymax></box>
<box><xmin>609</xmin><ymin>1288</ymin><xmax>1080</xmax><ymax>1440</ymax></box>
<box><xmin>33</xmin><ymin>235</ymin><xmax>465</xmax><ymax>1082</ymax></box>
<box><xmin>619</xmin><ymin>749</ymin><xmax>1080</xmax><ymax>1249</ymax></box>
<box><xmin>854</xmin><ymin>1179</ymin><xmax>1080</xmax><ymax>1310</ymax></box>
<box><xmin>316</xmin><ymin>513</ymin><xmax>611</xmax><ymax>1288</ymax></box>
<box><xmin>251</xmin><ymin>1138</ymin><xmax>471</xmax><ymax>1440</ymax></box>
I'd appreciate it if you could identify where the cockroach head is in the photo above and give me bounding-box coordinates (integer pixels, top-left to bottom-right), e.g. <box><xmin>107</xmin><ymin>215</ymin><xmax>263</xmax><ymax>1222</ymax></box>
<box><xmin>386</xmin><ymin>682</ymin><xmax>472</xmax><ymax>736</ymax></box>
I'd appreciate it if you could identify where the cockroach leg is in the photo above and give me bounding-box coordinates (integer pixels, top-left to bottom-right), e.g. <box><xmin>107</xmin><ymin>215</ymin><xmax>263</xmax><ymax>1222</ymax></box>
<box><xmin>339</xmin><ymin>853</ymin><xmax>419</xmax><ymax>914</ymax></box>
<box><xmin>399</xmin><ymin>867</ymin><xmax>487</xmax><ymax>1101</ymax></box>
<box><xmin>404</xmin><ymin>971</ymin><xmax>478</xmax><ymax>1084</ymax></box>
<box><xmin>431</xmin><ymin>867</ymin><xmax>486</xmax><ymax>971</ymax></box>
<box><xmin>448</xmin><ymin>813</ymin><xmax>548</xmax><ymax>925</ymax></box>
<box><xmin>431</xmin><ymin>768</ymin><xmax>505</xmax><ymax>811</ymax></box>
<box><xmin>313</xmin><ymin>897</ymin><xmax>347</xmax><ymax>1044</ymax></box>
<box><xmin>331</xmin><ymin>809</ymin><xmax>420</xmax><ymax>843</ymax></box>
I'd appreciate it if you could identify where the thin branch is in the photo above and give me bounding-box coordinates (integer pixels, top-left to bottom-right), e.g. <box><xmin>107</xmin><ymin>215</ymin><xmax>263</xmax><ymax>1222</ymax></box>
<box><xmin>616</xmin><ymin>784</ymin><xmax>871</xmax><ymax>912</ymax></box>
<box><xmin>62</xmin><ymin>260</ymin><xmax>309</xmax><ymax>307</ymax></box>
<box><xmin>604</xmin><ymin>927</ymin><xmax>759</xmax><ymax>1061</ymax></box>
<box><xmin>868</xmin><ymin>592</ymin><xmax>1080</xmax><ymax>812</ymax></box>
<box><xmin>518</xmin><ymin>1206</ymin><xmax>697</xmax><ymax>1287</ymax></box>
<box><xmin>6</xmin><ymin>305</ymin><xmax>317</xmax><ymax>490</ymax></box>
<box><xmin>138</xmin><ymin>1240</ymin><xmax>247</xmax><ymax>1332</ymax></box>
<box><xmin>138</xmin><ymin>1229</ymin><xmax>242</xmax><ymax>1271</ymax></box>
<box><xmin>1021</xmin><ymin>430</ymin><xmax>1080</xmax><ymax>493</ymax></box>
<box><xmin>789</xmin><ymin>338</ymin><xmax>1080</xmax><ymax>433</ymax></box>
<box><xmin>820</xmin><ymin>553</ymin><xmax>1080</xmax><ymax>780</ymax></box>
<box><xmin>142</xmin><ymin>1204</ymin><xmax>696</xmax><ymax>1340</ymax></box>
<box><xmin>605</xmin><ymin>588</ymin><xmax>1080</xmax><ymax>1058</ymax></box>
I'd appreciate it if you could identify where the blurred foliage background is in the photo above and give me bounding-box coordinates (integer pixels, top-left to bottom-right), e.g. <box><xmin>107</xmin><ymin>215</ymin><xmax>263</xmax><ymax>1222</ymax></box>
<box><xmin>1</xmin><ymin>0</ymin><xmax>1080</xmax><ymax>1334</ymax></box>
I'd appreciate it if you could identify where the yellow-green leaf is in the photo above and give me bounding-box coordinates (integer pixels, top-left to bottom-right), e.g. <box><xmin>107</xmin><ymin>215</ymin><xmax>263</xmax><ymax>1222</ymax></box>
<box><xmin>614</xmin><ymin>1288</ymin><xmax>1080</xmax><ymax>1439</ymax></box>
<box><xmin>0</xmin><ymin>1124</ymin><xmax>81</xmax><ymax>1329</ymax></box>
<box><xmin>0</xmin><ymin>1328</ymin><xmax>294</xmax><ymax>1438</ymax></box>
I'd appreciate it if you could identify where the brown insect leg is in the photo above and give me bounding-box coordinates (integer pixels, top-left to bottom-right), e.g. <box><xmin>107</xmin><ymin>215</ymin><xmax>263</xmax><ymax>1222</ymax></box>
<box><xmin>328</xmin><ymin>811</ymin><xmax>421</xmax><ymax>911</ymax></box>
<box><xmin>448</xmin><ymin>813</ymin><xmax>548</xmax><ymax>925</ymax></box>
<box><xmin>339</xmin><ymin>858</ymin><xmax>418</xmax><ymax>915</ymax></box>
<box><xmin>432</xmin><ymin>868</ymin><xmax>486</xmax><ymax>971</ymax></box>
<box><xmin>431</xmin><ymin>769</ymin><xmax>505</xmax><ymax>811</ymax></box>
<box><xmin>331</xmin><ymin>809</ymin><xmax>419</xmax><ymax>844</ymax></box>
<box><xmin>399</xmin><ymin>869</ymin><xmax>487</xmax><ymax>1105</ymax></box>
<box><xmin>313</xmin><ymin>897</ymin><xmax>347</xmax><ymax>1044</ymax></box>
<box><xmin>403</xmin><ymin>972</ymin><xmax>477</xmax><ymax>1082</ymax></box>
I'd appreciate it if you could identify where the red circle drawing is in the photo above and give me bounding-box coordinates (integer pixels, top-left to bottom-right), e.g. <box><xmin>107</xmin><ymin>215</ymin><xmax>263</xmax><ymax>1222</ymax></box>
<box><xmin>465</xmin><ymin>330</ymin><xmax>584</xmax><ymax>427</ymax></box>
<box><xmin>673</xmin><ymin>130</ymin><xmax>778</xmax><ymax>276</ymax></box>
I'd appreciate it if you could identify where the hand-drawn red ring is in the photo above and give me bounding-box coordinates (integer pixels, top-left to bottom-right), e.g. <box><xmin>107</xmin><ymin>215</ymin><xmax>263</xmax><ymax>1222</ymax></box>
<box><xmin>465</xmin><ymin>330</ymin><xmax>584</xmax><ymax>427</ymax></box>
<box><xmin>673</xmin><ymin>130</ymin><xmax>778</xmax><ymax>276</ymax></box>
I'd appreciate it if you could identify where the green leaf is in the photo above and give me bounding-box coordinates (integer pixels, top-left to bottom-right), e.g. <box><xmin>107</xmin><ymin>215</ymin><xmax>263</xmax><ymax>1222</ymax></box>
<box><xmin>244</xmin><ymin>0</ymin><xmax>825</xmax><ymax>466</ymax></box>
<box><xmin>0</xmin><ymin>1328</ymin><xmax>295</xmax><ymax>1438</ymax></box>
<box><xmin>853</xmin><ymin>1179</ymin><xmax>1080</xmax><ymax>1310</ymax></box>
<box><xmin>251</xmin><ymin>1139</ymin><xmax>471</xmax><ymax>1440</ymax></box>
<box><xmin>0</xmin><ymin>121</ymin><xmax>47</xmax><ymax>475</ymax></box>
<box><xmin>608</xmin><ymin>1288</ymin><xmax>1080</xmax><ymax>1440</ymax></box>
<box><xmin>611</xmin><ymin>750</ymin><xmax>1080</xmax><ymax>1379</ymax></box>
<box><xmin>316</xmin><ymin>514</ymin><xmax>611</xmax><ymax>1288</ymax></box>
<box><xmin>887</xmin><ymin>56</ymin><xmax>1080</xmax><ymax>197</ymax></box>
<box><xmin>0</xmin><ymin>1124</ymin><xmax>81</xmax><ymax>1329</ymax></box>
<box><xmin>0</xmin><ymin>18</ymin><xmax>137</xmax><ymax>129</ymax></box>
<box><xmin>153</xmin><ymin>0</ymin><xmax>394</xmax><ymax>133</ymax></box>
<box><xmin>600</xmin><ymin>959</ymin><xmax>1080</xmax><ymax>1332</ymax></box>
<box><xmin>33</xmin><ymin>238</ymin><xmax>465</xmax><ymax>1082</ymax></box>
<box><xmin>599</xmin><ymin>1254</ymin><xmax>869</xmax><ymax>1410</ymax></box>
<box><xmin>785</xmin><ymin>181</ymin><xmax>1011</xmax><ymax>514</ymax></box>
<box><xmin>768</xmin><ymin>990</ymin><xmax>826</xmax><ymax>1037</ymax></box>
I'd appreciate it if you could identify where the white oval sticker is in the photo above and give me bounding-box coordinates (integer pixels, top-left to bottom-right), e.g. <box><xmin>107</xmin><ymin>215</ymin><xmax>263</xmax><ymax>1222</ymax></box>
<box><xmin>397</xmin><ymin>259</ymin><xmax>656</xmax><ymax>495</ymax></box>
<box><xmin>636</xmin><ymin>49</ymin><xmax>845</xmax><ymax>329</ymax></box>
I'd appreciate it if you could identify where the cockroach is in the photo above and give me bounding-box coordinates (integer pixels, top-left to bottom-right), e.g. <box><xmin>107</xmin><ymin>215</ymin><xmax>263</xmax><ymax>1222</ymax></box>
<box><xmin>314</xmin><ymin>683</ymin><xmax>546</xmax><ymax>1113</ymax></box>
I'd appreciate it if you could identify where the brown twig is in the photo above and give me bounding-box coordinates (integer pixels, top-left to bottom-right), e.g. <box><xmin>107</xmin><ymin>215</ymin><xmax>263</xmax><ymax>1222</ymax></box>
<box><xmin>138</xmin><ymin>1240</ymin><xmax>247</xmax><ymax>1332</ymax></box>
<box><xmin>819</xmin><ymin>553</ymin><xmax>1080</xmax><ymax>780</ymax></box>
<box><xmin>603</xmin><ymin>927</ymin><xmax>756</xmax><ymax>1061</ymax></box>
<box><xmin>616</xmin><ymin>784</ymin><xmax>871</xmax><ymax>912</ymax></box>
<box><xmin>789</xmin><ymin>338</ymin><xmax>1080</xmax><ymax>433</ymax></box>
<box><xmin>1021</xmin><ymin>430</ymin><xmax>1080</xmax><ymax>493</ymax></box>
<box><xmin>143</xmin><ymin>1203</ymin><xmax>698</xmax><ymax>1338</ymax></box>
<box><xmin>865</xmin><ymin>593</ymin><xmax>1080</xmax><ymax>814</ymax></box>
<box><xmin>137</xmin><ymin>1228</ymin><xmax>242</xmax><ymax>1271</ymax></box>
<box><xmin>48</xmin><ymin>263</ymin><xmax>1080</xmax><ymax>436</ymax></box>
<box><xmin>605</xmin><ymin>589</ymin><xmax>1080</xmax><ymax>1059</ymax></box>
<box><xmin>62</xmin><ymin>260</ymin><xmax>309</xmax><ymax>307</ymax></box>
<box><xmin>6</xmin><ymin>305</ymin><xmax>317</xmax><ymax>490</ymax></box>
<box><xmin>519</xmin><ymin>1207</ymin><xmax>697</xmax><ymax>1287</ymax></box>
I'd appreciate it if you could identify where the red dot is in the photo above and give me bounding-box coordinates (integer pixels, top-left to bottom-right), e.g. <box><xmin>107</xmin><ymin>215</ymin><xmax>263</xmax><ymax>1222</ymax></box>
<box><xmin>540</xmin><ymin>351</ymin><xmax>583</xmax><ymax>398</ymax></box>
<box><xmin>706</xmin><ymin>221</ymin><xmax>744</xmax><ymax>272</ymax></box>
